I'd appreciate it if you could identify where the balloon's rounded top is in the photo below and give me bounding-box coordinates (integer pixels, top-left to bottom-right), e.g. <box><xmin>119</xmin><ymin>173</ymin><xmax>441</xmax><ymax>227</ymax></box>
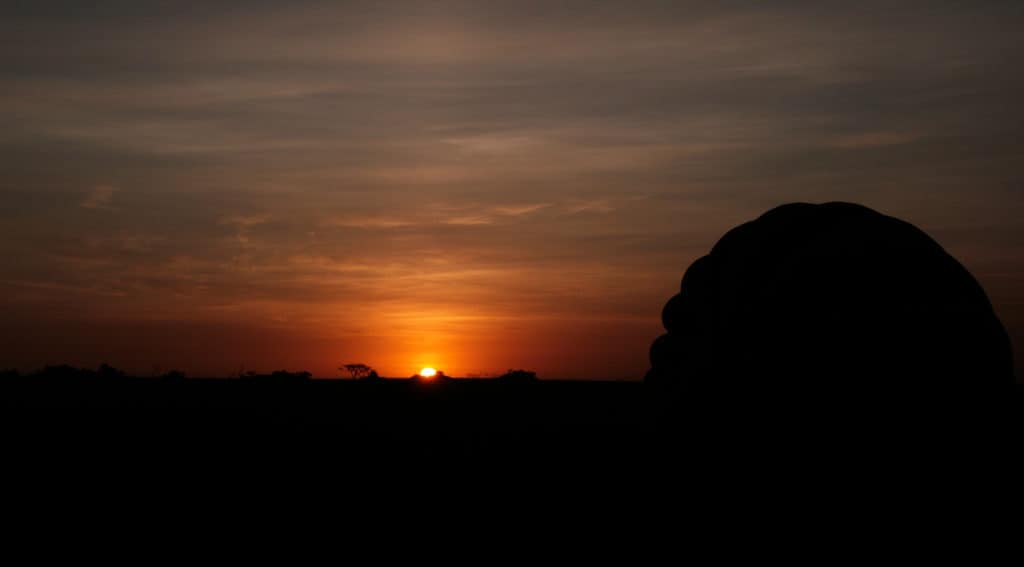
<box><xmin>647</xmin><ymin>202</ymin><xmax>1013</xmax><ymax>391</ymax></box>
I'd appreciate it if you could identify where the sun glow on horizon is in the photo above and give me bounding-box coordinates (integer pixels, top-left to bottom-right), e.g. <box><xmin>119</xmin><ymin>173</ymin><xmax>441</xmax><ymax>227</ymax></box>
<box><xmin>419</xmin><ymin>367</ymin><xmax>437</xmax><ymax>378</ymax></box>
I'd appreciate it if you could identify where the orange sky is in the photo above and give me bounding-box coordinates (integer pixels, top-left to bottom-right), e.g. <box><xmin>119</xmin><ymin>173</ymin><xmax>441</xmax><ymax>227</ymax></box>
<box><xmin>1</xmin><ymin>1</ymin><xmax>1022</xmax><ymax>379</ymax></box>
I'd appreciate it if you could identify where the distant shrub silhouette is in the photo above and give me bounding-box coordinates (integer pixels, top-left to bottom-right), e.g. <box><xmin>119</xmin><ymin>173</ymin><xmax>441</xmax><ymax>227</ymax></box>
<box><xmin>272</xmin><ymin>370</ymin><xmax>312</xmax><ymax>381</ymax></box>
<box><xmin>241</xmin><ymin>370</ymin><xmax>312</xmax><ymax>382</ymax></box>
<box><xmin>647</xmin><ymin>202</ymin><xmax>1013</xmax><ymax>392</ymax></box>
<box><xmin>497</xmin><ymin>369</ymin><xmax>538</xmax><ymax>383</ymax></box>
<box><xmin>37</xmin><ymin>365</ymin><xmax>80</xmax><ymax>376</ymax></box>
<box><xmin>34</xmin><ymin>365</ymin><xmax>96</xmax><ymax>381</ymax></box>
<box><xmin>411</xmin><ymin>370</ymin><xmax>451</xmax><ymax>382</ymax></box>
<box><xmin>97</xmin><ymin>363</ymin><xmax>126</xmax><ymax>380</ymax></box>
<box><xmin>160</xmin><ymin>370</ymin><xmax>187</xmax><ymax>381</ymax></box>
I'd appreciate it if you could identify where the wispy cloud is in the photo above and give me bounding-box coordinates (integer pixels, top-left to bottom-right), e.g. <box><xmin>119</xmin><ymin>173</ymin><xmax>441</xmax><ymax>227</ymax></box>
<box><xmin>565</xmin><ymin>199</ymin><xmax>615</xmax><ymax>215</ymax></box>
<box><xmin>80</xmin><ymin>185</ymin><xmax>116</xmax><ymax>210</ymax></box>
<box><xmin>318</xmin><ymin>204</ymin><xmax>551</xmax><ymax>231</ymax></box>
<box><xmin>326</xmin><ymin>216</ymin><xmax>415</xmax><ymax>229</ymax></box>
<box><xmin>440</xmin><ymin>203</ymin><xmax>551</xmax><ymax>226</ymax></box>
<box><xmin>219</xmin><ymin>214</ymin><xmax>271</xmax><ymax>228</ymax></box>
<box><xmin>444</xmin><ymin>215</ymin><xmax>494</xmax><ymax>226</ymax></box>
<box><xmin>493</xmin><ymin>203</ymin><xmax>551</xmax><ymax>217</ymax></box>
<box><xmin>444</xmin><ymin>134</ymin><xmax>541</xmax><ymax>154</ymax></box>
<box><xmin>830</xmin><ymin>131</ymin><xmax>923</xmax><ymax>150</ymax></box>
<box><xmin>219</xmin><ymin>214</ymin><xmax>271</xmax><ymax>264</ymax></box>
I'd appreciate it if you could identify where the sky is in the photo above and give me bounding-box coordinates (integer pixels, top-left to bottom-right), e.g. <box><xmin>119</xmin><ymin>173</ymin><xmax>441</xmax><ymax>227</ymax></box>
<box><xmin>1</xmin><ymin>1</ymin><xmax>1022</xmax><ymax>379</ymax></box>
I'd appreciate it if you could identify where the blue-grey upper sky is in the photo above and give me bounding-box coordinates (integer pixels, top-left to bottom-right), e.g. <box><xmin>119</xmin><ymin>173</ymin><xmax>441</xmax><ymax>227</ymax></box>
<box><xmin>1</xmin><ymin>0</ymin><xmax>1022</xmax><ymax>378</ymax></box>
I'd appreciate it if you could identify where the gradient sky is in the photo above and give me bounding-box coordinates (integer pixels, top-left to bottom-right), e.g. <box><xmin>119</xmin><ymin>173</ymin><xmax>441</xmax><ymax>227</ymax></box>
<box><xmin>2</xmin><ymin>1</ymin><xmax>1022</xmax><ymax>379</ymax></box>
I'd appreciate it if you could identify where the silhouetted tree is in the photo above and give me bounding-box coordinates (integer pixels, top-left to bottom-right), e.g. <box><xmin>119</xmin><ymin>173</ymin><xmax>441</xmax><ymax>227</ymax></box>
<box><xmin>342</xmin><ymin>363</ymin><xmax>375</xmax><ymax>379</ymax></box>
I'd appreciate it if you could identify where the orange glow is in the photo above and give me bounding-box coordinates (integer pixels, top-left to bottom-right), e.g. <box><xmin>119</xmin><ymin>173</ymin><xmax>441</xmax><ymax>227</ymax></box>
<box><xmin>419</xmin><ymin>367</ymin><xmax>437</xmax><ymax>378</ymax></box>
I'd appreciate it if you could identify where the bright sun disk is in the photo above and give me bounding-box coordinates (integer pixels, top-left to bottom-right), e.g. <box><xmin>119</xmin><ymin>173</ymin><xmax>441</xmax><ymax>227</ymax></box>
<box><xmin>420</xmin><ymin>367</ymin><xmax>437</xmax><ymax>378</ymax></box>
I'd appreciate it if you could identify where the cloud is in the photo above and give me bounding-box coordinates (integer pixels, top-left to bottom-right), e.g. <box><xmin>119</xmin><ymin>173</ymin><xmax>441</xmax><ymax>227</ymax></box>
<box><xmin>219</xmin><ymin>214</ymin><xmax>270</xmax><ymax>228</ymax></box>
<box><xmin>326</xmin><ymin>216</ymin><xmax>415</xmax><ymax>229</ymax></box>
<box><xmin>445</xmin><ymin>134</ymin><xmax>541</xmax><ymax>155</ymax></box>
<box><xmin>80</xmin><ymin>185</ymin><xmax>116</xmax><ymax>210</ymax></box>
<box><xmin>493</xmin><ymin>203</ymin><xmax>551</xmax><ymax>216</ymax></box>
<box><xmin>565</xmin><ymin>200</ymin><xmax>615</xmax><ymax>214</ymax></box>
<box><xmin>438</xmin><ymin>203</ymin><xmax>552</xmax><ymax>226</ymax></box>
<box><xmin>830</xmin><ymin>131</ymin><xmax>923</xmax><ymax>150</ymax></box>
<box><xmin>218</xmin><ymin>214</ymin><xmax>271</xmax><ymax>263</ymax></box>
<box><xmin>444</xmin><ymin>215</ymin><xmax>494</xmax><ymax>226</ymax></box>
<box><xmin>315</xmin><ymin>204</ymin><xmax>552</xmax><ymax>232</ymax></box>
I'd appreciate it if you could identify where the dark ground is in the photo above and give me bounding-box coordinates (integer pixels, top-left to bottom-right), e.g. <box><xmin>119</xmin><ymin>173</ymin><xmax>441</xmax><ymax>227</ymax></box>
<box><xmin>0</xmin><ymin>376</ymin><xmax>1015</xmax><ymax>558</ymax></box>
<box><xmin>1</xmin><ymin>378</ymin><xmax>656</xmax><ymax>475</ymax></box>
<box><xmin>3</xmin><ymin>377</ymin><xmax>1018</xmax><ymax>467</ymax></box>
<box><xmin>2</xmin><ymin>375</ymin><xmax>1019</xmax><ymax>529</ymax></box>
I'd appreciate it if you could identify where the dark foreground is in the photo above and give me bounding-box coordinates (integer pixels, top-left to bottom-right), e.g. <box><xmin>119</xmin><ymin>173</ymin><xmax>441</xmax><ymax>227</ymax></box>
<box><xmin>4</xmin><ymin>374</ymin><xmax>1019</xmax><ymax>489</ymax></box>
<box><xmin>2</xmin><ymin>378</ymin><xmax>659</xmax><ymax>477</ymax></box>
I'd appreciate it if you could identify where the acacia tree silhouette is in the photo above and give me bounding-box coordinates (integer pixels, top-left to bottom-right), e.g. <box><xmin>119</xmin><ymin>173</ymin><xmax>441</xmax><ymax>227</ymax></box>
<box><xmin>342</xmin><ymin>364</ymin><xmax>376</xmax><ymax>379</ymax></box>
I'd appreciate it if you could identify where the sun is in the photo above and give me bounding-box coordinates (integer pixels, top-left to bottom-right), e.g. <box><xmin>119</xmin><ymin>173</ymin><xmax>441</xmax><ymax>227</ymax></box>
<box><xmin>419</xmin><ymin>367</ymin><xmax>437</xmax><ymax>378</ymax></box>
